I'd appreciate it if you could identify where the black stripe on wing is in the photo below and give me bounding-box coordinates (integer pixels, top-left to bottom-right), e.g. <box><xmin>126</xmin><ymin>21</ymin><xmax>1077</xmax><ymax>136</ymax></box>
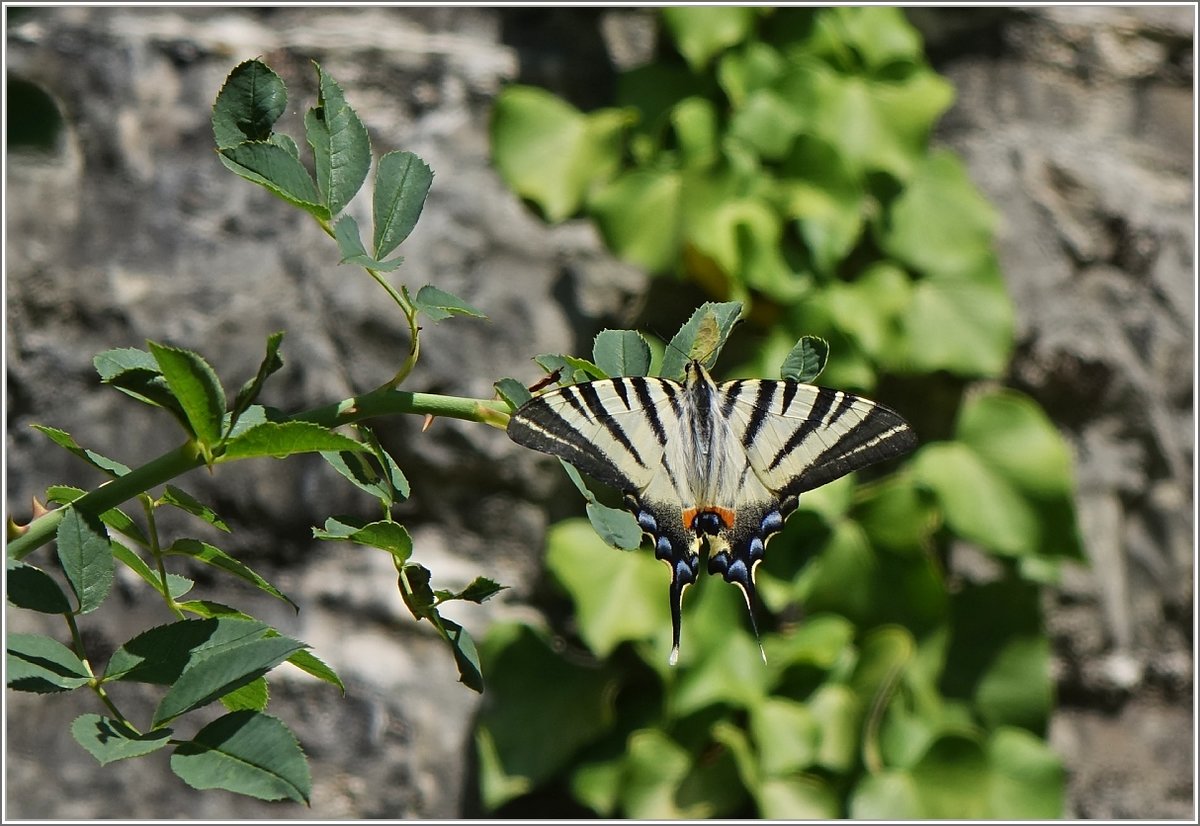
<box><xmin>507</xmin><ymin>392</ymin><xmax>639</xmax><ymax>492</ymax></box>
<box><xmin>781</xmin><ymin>402</ymin><xmax>917</xmax><ymax>496</ymax></box>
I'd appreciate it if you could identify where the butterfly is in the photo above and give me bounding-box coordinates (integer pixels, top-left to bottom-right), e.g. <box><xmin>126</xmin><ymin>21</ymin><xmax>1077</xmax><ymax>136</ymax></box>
<box><xmin>507</xmin><ymin>358</ymin><xmax>916</xmax><ymax>664</ymax></box>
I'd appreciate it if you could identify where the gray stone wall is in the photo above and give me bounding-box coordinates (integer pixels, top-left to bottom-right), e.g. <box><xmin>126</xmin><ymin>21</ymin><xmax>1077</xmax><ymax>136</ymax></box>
<box><xmin>4</xmin><ymin>7</ymin><xmax>1193</xmax><ymax>818</ymax></box>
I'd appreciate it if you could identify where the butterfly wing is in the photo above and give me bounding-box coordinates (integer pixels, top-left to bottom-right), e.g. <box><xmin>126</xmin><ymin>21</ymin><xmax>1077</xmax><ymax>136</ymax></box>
<box><xmin>507</xmin><ymin>376</ymin><xmax>703</xmax><ymax>663</ymax></box>
<box><xmin>706</xmin><ymin>378</ymin><xmax>917</xmax><ymax>620</ymax></box>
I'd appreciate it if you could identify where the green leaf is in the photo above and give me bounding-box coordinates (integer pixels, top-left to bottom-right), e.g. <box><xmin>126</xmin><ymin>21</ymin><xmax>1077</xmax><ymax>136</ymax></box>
<box><xmin>758</xmin><ymin>774</ymin><xmax>840</xmax><ymax>820</ymax></box>
<box><xmin>662</xmin><ymin>6</ymin><xmax>759</xmax><ymax>70</ymax></box>
<box><xmin>31</xmin><ymin>425</ymin><xmax>131</xmax><ymax>477</ymax></box>
<box><xmin>111</xmin><ymin>542</ymin><xmax>192</xmax><ymax>600</ymax></box>
<box><xmin>534</xmin><ymin>353</ymin><xmax>608</xmax><ymax>383</ymax></box>
<box><xmin>165</xmin><ymin>538</ymin><xmax>297</xmax><ymax>611</ymax></box>
<box><xmin>314</xmin><ymin>516</ymin><xmax>413</xmax><ymax>563</ymax></box>
<box><xmin>849</xmin><ymin>771</ymin><xmax>923</xmax><ymax>819</ymax></box>
<box><xmin>6</xmin><ymin>558</ymin><xmax>73</xmax><ymax>613</ymax></box>
<box><xmin>439</xmin><ymin>617</ymin><xmax>485</xmax><ymax>693</ymax></box>
<box><xmin>778</xmin><ymin>134</ymin><xmax>865</xmax><ymax>277</ymax></box>
<box><xmin>305</xmin><ymin>64</ymin><xmax>371</xmax><ymax>216</ymax></box>
<box><xmin>586</xmin><ymin>501</ymin><xmax>644</xmax><ymax>551</ymax></box>
<box><xmin>491</xmin><ymin>86</ymin><xmax>630</xmax><ymax>223</ymax></box>
<box><xmin>593</xmin><ymin>329</ymin><xmax>652</xmax><ymax>378</ymax></box>
<box><xmin>286</xmin><ymin>649</ymin><xmax>345</xmax><ymax>694</ymax></box>
<box><xmin>588</xmin><ymin>168</ymin><xmax>683</xmax><ymax>273</ymax></box>
<box><xmin>221</xmin><ymin>421</ymin><xmax>365</xmax><ymax>460</ymax></box>
<box><xmin>321</xmin><ymin>439</ymin><xmax>409</xmax><ymax>508</ymax></box>
<box><xmin>212</xmin><ymin>59</ymin><xmax>287</xmax><ymax>149</ymax></box>
<box><xmin>6</xmin><ymin>633</ymin><xmax>91</xmax><ymax>692</ymax></box>
<box><xmin>171</xmin><ymin>711</ymin><xmax>311</xmax><ymax>803</ymax></box>
<box><xmin>105</xmin><ymin>617</ymin><xmax>275</xmax><ymax>683</ymax></box>
<box><xmin>882</xmin><ymin>150</ymin><xmax>997</xmax><ymax>279</ymax></box>
<box><xmin>727</xmin><ymin>87</ymin><xmax>805</xmax><ymax>161</ymax></box>
<box><xmin>439</xmin><ymin>576</ymin><xmax>506</xmax><ymax>605</ymax></box>
<box><xmin>160</xmin><ymin>485</ymin><xmax>230</xmax><ymax>532</ymax></box>
<box><xmin>494</xmin><ymin>377</ymin><xmax>532</xmax><ymax>409</ymax></box>
<box><xmin>398</xmin><ymin>561</ymin><xmax>437</xmax><ymax>620</ymax></box>
<box><xmin>619</xmin><ymin>729</ymin><xmax>693</xmax><ymax>818</ymax></box>
<box><xmin>545</xmin><ymin>519</ymin><xmax>665</xmax><ymax>658</ymax></box>
<box><xmin>230</xmin><ymin>331</ymin><xmax>284</xmax><ymax>427</ymax></box>
<box><xmin>72</xmin><ymin>714</ymin><xmax>172</xmax><ymax>765</ymax></box>
<box><xmin>987</xmin><ymin>726</ymin><xmax>1064</xmax><ymax>818</ymax></box>
<box><xmin>661</xmin><ymin>301</ymin><xmax>743</xmax><ymax>379</ymax></box>
<box><xmin>56</xmin><ymin>507</ymin><xmax>113</xmax><ymax>614</ymax></box>
<box><xmin>374</xmin><ymin>150</ymin><xmax>434</xmax><ymax>259</ymax></box>
<box><xmin>147</xmin><ymin>341</ymin><xmax>226</xmax><ymax>450</ymax></box>
<box><xmin>218</xmin><ymin>141</ymin><xmax>329</xmax><ymax>221</ymax></box>
<box><xmin>42</xmin><ymin>488</ymin><xmax>149</xmax><ymax>548</ymax></box>
<box><xmin>412</xmin><ymin>285</ymin><xmax>486</xmax><ymax>322</ymax></box>
<box><xmin>806</xmin><ymin>7</ymin><xmax>924</xmax><ymax>71</ymax></box>
<box><xmin>749</xmin><ymin>698</ymin><xmax>820</xmax><ymax>776</ymax></box>
<box><xmin>910</xmin><ymin>733</ymin><xmax>990</xmax><ymax>819</ymax></box>
<box><xmin>220</xmin><ymin>675</ymin><xmax>269</xmax><ymax>713</ymax></box>
<box><xmin>94</xmin><ymin>348</ymin><xmax>187</xmax><ymax>418</ymax></box>
<box><xmin>476</xmin><ymin>623</ymin><xmax>615</xmax><ymax>810</ymax></box>
<box><xmin>153</xmin><ymin>635</ymin><xmax>306</xmax><ymax>726</ymax></box>
<box><xmin>808</xmin><ymin>683</ymin><xmax>863</xmax><ymax>773</ymax></box>
<box><xmin>780</xmin><ymin>335</ymin><xmax>829</xmax><ymax>383</ymax></box>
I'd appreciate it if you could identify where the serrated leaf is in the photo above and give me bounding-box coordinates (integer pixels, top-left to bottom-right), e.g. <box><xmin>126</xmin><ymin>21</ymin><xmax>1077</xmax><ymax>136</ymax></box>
<box><xmin>374</xmin><ymin>150</ymin><xmax>434</xmax><ymax>259</ymax></box>
<box><xmin>662</xmin><ymin>301</ymin><xmax>743</xmax><ymax>379</ymax></box>
<box><xmin>45</xmin><ymin>487</ymin><xmax>149</xmax><ymax>548</ymax></box>
<box><xmin>166</xmin><ymin>538</ymin><xmax>297</xmax><ymax>611</ymax></box>
<box><xmin>220</xmin><ymin>675</ymin><xmax>269</xmax><ymax>713</ymax></box>
<box><xmin>439</xmin><ymin>617</ymin><xmax>484</xmax><ymax>693</ymax></box>
<box><xmin>230</xmin><ymin>332</ymin><xmax>284</xmax><ymax>427</ymax></box>
<box><xmin>494</xmin><ymin>377</ymin><xmax>532</xmax><ymax>409</ymax></box>
<box><xmin>314</xmin><ymin>516</ymin><xmax>413</xmax><ymax>562</ymax></box>
<box><xmin>398</xmin><ymin>561</ymin><xmax>437</xmax><ymax>620</ymax></box>
<box><xmin>111</xmin><ymin>542</ymin><xmax>192</xmax><ymax>599</ymax></box>
<box><xmin>148</xmin><ymin>341</ymin><xmax>227</xmax><ymax>450</ymax></box>
<box><xmin>534</xmin><ymin>353</ymin><xmax>608</xmax><ymax>383</ymax></box>
<box><xmin>171</xmin><ymin>711</ymin><xmax>311</xmax><ymax>803</ymax></box>
<box><xmin>221</xmin><ymin>421</ymin><xmax>364</xmax><ymax>460</ymax></box>
<box><xmin>219</xmin><ymin>142</ymin><xmax>329</xmax><ymax>221</ymax></box>
<box><xmin>153</xmin><ymin>635</ymin><xmax>306</xmax><ymax>726</ymax></box>
<box><xmin>305</xmin><ymin>64</ymin><xmax>371</xmax><ymax>216</ymax></box>
<box><xmin>6</xmin><ymin>633</ymin><xmax>90</xmax><ymax>692</ymax></box>
<box><xmin>56</xmin><ymin>507</ymin><xmax>113</xmax><ymax>614</ymax></box>
<box><xmin>176</xmin><ymin>600</ymin><xmax>254</xmax><ymax>620</ymax></box>
<box><xmin>31</xmin><ymin>425</ymin><xmax>131</xmax><ymax>477</ymax></box>
<box><xmin>593</xmin><ymin>329</ymin><xmax>652</xmax><ymax>377</ymax></box>
<box><xmin>160</xmin><ymin>485</ymin><xmax>230</xmax><ymax>532</ymax></box>
<box><xmin>105</xmin><ymin>617</ymin><xmax>274</xmax><ymax>684</ymax></box>
<box><xmin>440</xmin><ymin>576</ymin><xmax>507</xmax><ymax>605</ymax></box>
<box><xmin>413</xmin><ymin>285</ymin><xmax>486</xmax><ymax>322</ymax></box>
<box><xmin>781</xmin><ymin>336</ymin><xmax>829</xmax><ymax>383</ymax></box>
<box><xmin>286</xmin><ymin>649</ymin><xmax>345</xmax><ymax>694</ymax></box>
<box><xmin>333</xmin><ymin>214</ymin><xmax>405</xmax><ymax>271</ymax></box>
<box><xmin>94</xmin><ymin>348</ymin><xmax>187</xmax><ymax>418</ymax></box>
<box><xmin>72</xmin><ymin>714</ymin><xmax>172</xmax><ymax>765</ymax></box>
<box><xmin>211</xmin><ymin>59</ymin><xmax>287</xmax><ymax>149</ymax></box>
<box><xmin>6</xmin><ymin>558</ymin><xmax>73</xmax><ymax>613</ymax></box>
<box><xmin>586</xmin><ymin>501</ymin><xmax>644</xmax><ymax>551</ymax></box>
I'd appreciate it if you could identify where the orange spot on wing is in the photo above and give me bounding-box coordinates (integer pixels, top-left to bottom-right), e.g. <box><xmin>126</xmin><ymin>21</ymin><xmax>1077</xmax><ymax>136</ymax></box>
<box><xmin>682</xmin><ymin>506</ymin><xmax>736</xmax><ymax>531</ymax></box>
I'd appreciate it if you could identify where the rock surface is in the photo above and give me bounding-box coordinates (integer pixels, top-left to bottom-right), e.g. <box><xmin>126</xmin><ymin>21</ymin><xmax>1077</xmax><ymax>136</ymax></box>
<box><xmin>4</xmin><ymin>7</ymin><xmax>1193</xmax><ymax>818</ymax></box>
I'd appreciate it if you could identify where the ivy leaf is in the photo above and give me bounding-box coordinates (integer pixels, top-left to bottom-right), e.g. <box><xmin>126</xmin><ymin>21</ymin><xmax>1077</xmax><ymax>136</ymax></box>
<box><xmin>662</xmin><ymin>6</ymin><xmax>760</xmax><ymax>70</ymax></box>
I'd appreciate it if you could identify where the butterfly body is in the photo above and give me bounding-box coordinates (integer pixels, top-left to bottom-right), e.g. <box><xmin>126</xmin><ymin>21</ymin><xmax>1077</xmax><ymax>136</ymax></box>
<box><xmin>508</xmin><ymin>359</ymin><xmax>916</xmax><ymax>664</ymax></box>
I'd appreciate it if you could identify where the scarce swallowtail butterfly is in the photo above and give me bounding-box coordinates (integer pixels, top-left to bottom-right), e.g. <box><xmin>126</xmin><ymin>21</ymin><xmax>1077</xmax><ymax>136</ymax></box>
<box><xmin>507</xmin><ymin>358</ymin><xmax>917</xmax><ymax>664</ymax></box>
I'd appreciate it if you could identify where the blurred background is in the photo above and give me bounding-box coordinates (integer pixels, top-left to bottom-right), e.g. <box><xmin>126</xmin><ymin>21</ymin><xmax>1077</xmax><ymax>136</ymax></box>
<box><xmin>4</xmin><ymin>6</ymin><xmax>1193</xmax><ymax>819</ymax></box>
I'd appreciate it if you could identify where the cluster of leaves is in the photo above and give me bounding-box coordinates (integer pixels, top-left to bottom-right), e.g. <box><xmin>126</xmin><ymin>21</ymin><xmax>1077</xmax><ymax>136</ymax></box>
<box><xmin>480</xmin><ymin>8</ymin><xmax>1082</xmax><ymax>819</ymax></box>
<box><xmin>7</xmin><ymin>59</ymin><xmax>504</xmax><ymax>804</ymax></box>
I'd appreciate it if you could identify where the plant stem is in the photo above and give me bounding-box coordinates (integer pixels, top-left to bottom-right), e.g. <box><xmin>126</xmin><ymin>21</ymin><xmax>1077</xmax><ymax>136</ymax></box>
<box><xmin>7</xmin><ymin>391</ymin><xmax>511</xmax><ymax>561</ymax></box>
